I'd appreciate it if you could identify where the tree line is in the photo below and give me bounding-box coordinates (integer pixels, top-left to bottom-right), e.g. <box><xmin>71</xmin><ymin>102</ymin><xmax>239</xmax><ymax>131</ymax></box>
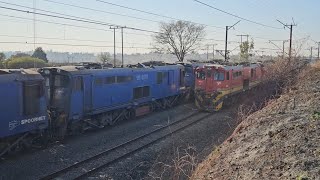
<box><xmin>0</xmin><ymin>47</ymin><xmax>48</xmax><ymax>69</ymax></box>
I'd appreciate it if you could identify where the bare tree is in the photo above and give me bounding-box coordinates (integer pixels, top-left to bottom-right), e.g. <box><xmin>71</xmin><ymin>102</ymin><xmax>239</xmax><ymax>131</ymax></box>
<box><xmin>154</xmin><ymin>21</ymin><xmax>205</xmax><ymax>62</ymax></box>
<box><xmin>98</xmin><ymin>52</ymin><xmax>111</xmax><ymax>65</ymax></box>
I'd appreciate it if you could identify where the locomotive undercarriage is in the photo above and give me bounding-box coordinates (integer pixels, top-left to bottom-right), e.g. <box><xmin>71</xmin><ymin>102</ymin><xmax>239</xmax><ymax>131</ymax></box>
<box><xmin>0</xmin><ymin>132</ymin><xmax>45</xmax><ymax>158</ymax></box>
<box><xmin>64</xmin><ymin>94</ymin><xmax>185</xmax><ymax>137</ymax></box>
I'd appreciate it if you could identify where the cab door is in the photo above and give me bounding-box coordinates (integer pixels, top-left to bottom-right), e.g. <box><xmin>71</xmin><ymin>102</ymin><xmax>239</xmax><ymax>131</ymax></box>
<box><xmin>206</xmin><ymin>68</ymin><xmax>214</xmax><ymax>93</ymax></box>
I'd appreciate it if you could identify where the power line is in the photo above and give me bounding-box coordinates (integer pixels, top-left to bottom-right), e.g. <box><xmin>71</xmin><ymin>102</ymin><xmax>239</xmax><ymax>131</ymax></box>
<box><xmin>0</xmin><ymin>34</ymin><xmax>151</xmax><ymax>46</ymax></box>
<box><xmin>0</xmin><ymin>2</ymin><xmax>161</xmax><ymax>34</ymax></box>
<box><xmin>0</xmin><ymin>13</ymin><xmax>156</xmax><ymax>38</ymax></box>
<box><xmin>0</xmin><ymin>7</ymin><xmax>224</xmax><ymax>42</ymax></box>
<box><xmin>0</xmin><ymin>41</ymin><xmax>155</xmax><ymax>49</ymax></box>
<box><xmin>193</xmin><ymin>0</ymin><xmax>282</xmax><ymax>29</ymax></box>
<box><xmin>43</xmin><ymin>0</ymin><xmax>160</xmax><ymax>23</ymax></box>
<box><xmin>96</xmin><ymin>0</ymin><xmax>225</xmax><ymax>30</ymax></box>
<box><xmin>41</xmin><ymin>0</ymin><xmax>225</xmax><ymax>35</ymax></box>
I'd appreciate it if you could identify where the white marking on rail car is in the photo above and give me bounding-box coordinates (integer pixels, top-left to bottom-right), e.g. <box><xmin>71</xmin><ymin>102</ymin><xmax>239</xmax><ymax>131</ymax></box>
<box><xmin>8</xmin><ymin>116</ymin><xmax>46</xmax><ymax>131</ymax></box>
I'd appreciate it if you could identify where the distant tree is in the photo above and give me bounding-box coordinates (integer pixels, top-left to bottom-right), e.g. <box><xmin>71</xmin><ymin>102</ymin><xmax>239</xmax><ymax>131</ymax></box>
<box><xmin>239</xmin><ymin>40</ymin><xmax>254</xmax><ymax>61</ymax></box>
<box><xmin>32</xmin><ymin>47</ymin><xmax>48</xmax><ymax>62</ymax></box>
<box><xmin>11</xmin><ymin>53</ymin><xmax>30</xmax><ymax>58</ymax></box>
<box><xmin>98</xmin><ymin>52</ymin><xmax>112</xmax><ymax>65</ymax></box>
<box><xmin>0</xmin><ymin>52</ymin><xmax>5</xmax><ymax>61</ymax></box>
<box><xmin>153</xmin><ymin>20</ymin><xmax>205</xmax><ymax>62</ymax></box>
<box><xmin>0</xmin><ymin>53</ymin><xmax>5</xmax><ymax>68</ymax></box>
<box><xmin>6</xmin><ymin>56</ymin><xmax>47</xmax><ymax>69</ymax></box>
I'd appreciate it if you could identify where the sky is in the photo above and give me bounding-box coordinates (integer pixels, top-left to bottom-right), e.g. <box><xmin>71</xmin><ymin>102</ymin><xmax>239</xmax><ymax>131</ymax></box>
<box><xmin>0</xmin><ymin>0</ymin><xmax>319</xmax><ymax>56</ymax></box>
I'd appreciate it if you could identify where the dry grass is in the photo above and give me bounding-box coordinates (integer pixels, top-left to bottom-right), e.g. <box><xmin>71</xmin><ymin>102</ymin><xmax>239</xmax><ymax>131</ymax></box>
<box><xmin>148</xmin><ymin>146</ymin><xmax>197</xmax><ymax>180</ymax></box>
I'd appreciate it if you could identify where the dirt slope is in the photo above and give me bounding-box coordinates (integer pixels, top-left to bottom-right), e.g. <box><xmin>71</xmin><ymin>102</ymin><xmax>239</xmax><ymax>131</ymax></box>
<box><xmin>191</xmin><ymin>62</ymin><xmax>320</xmax><ymax>180</ymax></box>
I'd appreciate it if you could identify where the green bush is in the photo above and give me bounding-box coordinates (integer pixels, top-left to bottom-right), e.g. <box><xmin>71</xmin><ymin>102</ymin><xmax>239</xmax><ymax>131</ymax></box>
<box><xmin>6</xmin><ymin>56</ymin><xmax>47</xmax><ymax>69</ymax></box>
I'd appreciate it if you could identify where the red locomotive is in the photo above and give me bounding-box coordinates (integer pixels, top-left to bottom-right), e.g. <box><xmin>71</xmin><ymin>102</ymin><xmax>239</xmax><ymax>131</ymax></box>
<box><xmin>194</xmin><ymin>63</ymin><xmax>264</xmax><ymax>111</ymax></box>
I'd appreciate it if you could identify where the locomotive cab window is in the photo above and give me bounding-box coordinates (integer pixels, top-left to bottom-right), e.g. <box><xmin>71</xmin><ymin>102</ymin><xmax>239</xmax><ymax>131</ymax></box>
<box><xmin>23</xmin><ymin>81</ymin><xmax>43</xmax><ymax>116</ymax></box>
<box><xmin>206</xmin><ymin>70</ymin><xmax>212</xmax><ymax>78</ymax></box>
<box><xmin>226</xmin><ymin>72</ymin><xmax>230</xmax><ymax>80</ymax></box>
<box><xmin>196</xmin><ymin>70</ymin><xmax>206</xmax><ymax>80</ymax></box>
<box><xmin>54</xmin><ymin>75</ymin><xmax>69</xmax><ymax>87</ymax></box>
<box><xmin>214</xmin><ymin>72</ymin><xmax>225</xmax><ymax>81</ymax></box>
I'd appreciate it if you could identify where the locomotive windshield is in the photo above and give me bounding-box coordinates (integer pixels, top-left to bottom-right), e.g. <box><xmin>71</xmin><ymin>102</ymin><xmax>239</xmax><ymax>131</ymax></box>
<box><xmin>196</xmin><ymin>70</ymin><xmax>206</xmax><ymax>80</ymax></box>
<box><xmin>214</xmin><ymin>72</ymin><xmax>225</xmax><ymax>81</ymax></box>
<box><xmin>52</xmin><ymin>74</ymin><xmax>70</xmax><ymax>109</ymax></box>
<box><xmin>54</xmin><ymin>75</ymin><xmax>69</xmax><ymax>87</ymax></box>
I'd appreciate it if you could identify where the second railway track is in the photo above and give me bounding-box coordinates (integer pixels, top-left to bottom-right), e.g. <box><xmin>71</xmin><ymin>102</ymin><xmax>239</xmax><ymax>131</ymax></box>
<box><xmin>40</xmin><ymin>111</ymin><xmax>212</xmax><ymax>180</ymax></box>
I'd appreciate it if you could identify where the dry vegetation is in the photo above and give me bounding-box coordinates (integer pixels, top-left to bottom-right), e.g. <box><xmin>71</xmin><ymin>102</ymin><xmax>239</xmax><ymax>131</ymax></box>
<box><xmin>191</xmin><ymin>60</ymin><xmax>320</xmax><ymax>179</ymax></box>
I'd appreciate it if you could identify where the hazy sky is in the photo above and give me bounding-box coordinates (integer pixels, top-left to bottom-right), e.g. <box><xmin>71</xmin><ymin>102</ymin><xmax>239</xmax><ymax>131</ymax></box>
<box><xmin>0</xmin><ymin>0</ymin><xmax>318</xmax><ymax>56</ymax></box>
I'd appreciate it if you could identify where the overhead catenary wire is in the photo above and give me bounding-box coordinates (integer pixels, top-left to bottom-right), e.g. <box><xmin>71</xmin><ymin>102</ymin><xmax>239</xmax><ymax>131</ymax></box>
<box><xmin>0</xmin><ymin>5</ymin><xmax>227</xmax><ymax>42</ymax></box>
<box><xmin>0</xmin><ymin>3</ymin><xmax>160</xmax><ymax>34</ymax></box>
<box><xmin>193</xmin><ymin>0</ymin><xmax>282</xmax><ymax>29</ymax></box>
<box><xmin>0</xmin><ymin>1</ymin><xmax>286</xmax><ymax>45</ymax></box>
<box><xmin>0</xmin><ymin>41</ymin><xmax>156</xmax><ymax>49</ymax></box>
<box><xmin>0</xmin><ymin>34</ymin><xmax>152</xmax><ymax>46</ymax></box>
<box><xmin>96</xmin><ymin>0</ymin><xmax>225</xmax><ymax>30</ymax></box>
<box><xmin>0</xmin><ymin>13</ymin><xmax>158</xmax><ymax>38</ymax></box>
<box><xmin>44</xmin><ymin>0</ymin><xmax>276</xmax><ymax>40</ymax></box>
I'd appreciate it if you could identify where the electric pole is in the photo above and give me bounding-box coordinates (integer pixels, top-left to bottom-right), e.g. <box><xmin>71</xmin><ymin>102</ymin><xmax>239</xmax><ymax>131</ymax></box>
<box><xmin>206</xmin><ymin>44</ymin><xmax>209</xmax><ymax>60</ymax></box>
<box><xmin>277</xmin><ymin>20</ymin><xmax>297</xmax><ymax>60</ymax></box>
<box><xmin>309</xmin><ymin>47</ymin><xmax>317</xmax><ymax>60</ymax></box>
<box><xmin>110</xmin><ymin>26</ymin><xmax>118</xmax><ymax>67</ymax></box>
<box><xmin>225</xmin><ymin>20</ymin><xmax>241</xmax><ymax>61</ymax></box>
<box><xmin>33</xmin><ymin>0</ymin><xmax>36</xmax><ymax>68</ymax></box>
<box><xmin>121</xmin><ymin>27</ymin><xmax>125</xmax><ymax>67</ymax></box>
<box><xmin>110</xmin><ymin>26</ymin><xmax>126</xmax><ymax>67</ymax></box>
<box><xmin>282</xmin><ymin>40</ymin><xmax>288</xmax><ymax>59</ymax></box>
<box><xmin>212</xmin><ymin>44</ymin><xmax>217</xmax><ymax>60</ymax></box>
<box><xmin>317</xmin><ymin>42</ymin><xmax>320</xmax><ymax>60</ymax></box>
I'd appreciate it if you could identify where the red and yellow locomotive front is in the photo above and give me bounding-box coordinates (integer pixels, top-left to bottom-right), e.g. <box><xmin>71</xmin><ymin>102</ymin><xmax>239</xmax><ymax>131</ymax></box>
<box><xmin>194</xmin><ymin>65</ymin><xmax>229</xmax><ymax>111</ymax></box>
<box><xmin>194</xmin><ymin>63</ymin><xmax>264</xmax><ymax>111</ymax></box>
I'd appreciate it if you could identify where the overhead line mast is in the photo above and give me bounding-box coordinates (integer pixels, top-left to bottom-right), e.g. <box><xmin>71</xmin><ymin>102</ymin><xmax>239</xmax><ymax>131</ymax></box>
<box><xmin>225</xmin><ymin>20</ymin><xmax>241</xmax><ymax>61</ymax></box>
<box><xmin>276</xmin><ymin>20</ymin><xmax>297</xmax><ymax>60</ymax></box>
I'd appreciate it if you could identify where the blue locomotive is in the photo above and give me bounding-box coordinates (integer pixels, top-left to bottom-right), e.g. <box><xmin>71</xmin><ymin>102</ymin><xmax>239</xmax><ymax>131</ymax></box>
<box><xmin>0</xmin><ymin>69</ymin><xmax>48</xmax><ymax>156</ymax></box>
<box><xmin>38</xmin><ymin>64</ymin><xmax>186</xmax><ymax>138</ymax></box>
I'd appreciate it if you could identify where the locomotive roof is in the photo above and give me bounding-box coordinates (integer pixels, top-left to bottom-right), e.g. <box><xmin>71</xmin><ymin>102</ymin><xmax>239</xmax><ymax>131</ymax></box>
<box><xmin>0</xmin><ymin>69</ymin><xmax>44</xmax><ymax>82</ymax></box>
<box><xmin>0</xmin><ymin>69</ymin><xmax>40</xmax><ymax>75</ymax></box>
<box><xmin>41</xmin><ymin>65</ymin><xmax>184</xmax><ymax>75</ymax></box>
<box><xmin>202</xmin><ymin>63</ymin><xmax>261</xmax><ymax>71</ymax></box>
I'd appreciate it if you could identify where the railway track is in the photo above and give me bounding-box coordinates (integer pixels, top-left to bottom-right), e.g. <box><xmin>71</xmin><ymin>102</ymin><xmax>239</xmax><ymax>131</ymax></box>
<box><xmin>40</xmin><ymin>111</ymin><xmax>212</xmax><ymax>180</ymax></box>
